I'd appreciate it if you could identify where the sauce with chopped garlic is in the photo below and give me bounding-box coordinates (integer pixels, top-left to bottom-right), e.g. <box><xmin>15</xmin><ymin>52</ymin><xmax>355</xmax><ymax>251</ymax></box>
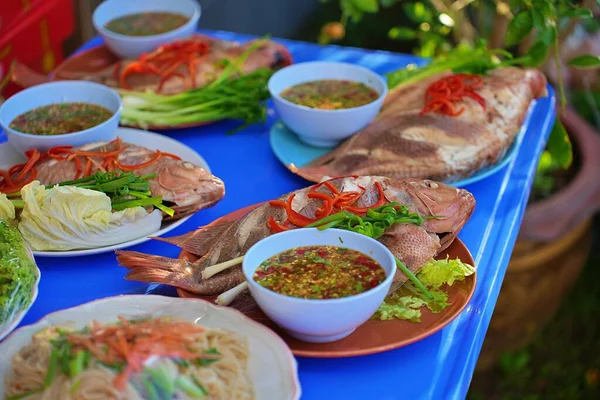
<box><xmin>104</xmin><ymin>12</ymin><xmax>189</xmax><ymax>36</ymax></box>
<box><xmin>253</xmin><ymin>245</ymin><xmax>386</xmax><ymax>299</ymax></box>
<box><xmin>280</xmin><ymin>79</ymin><xmax>379</xmax><ymax>110</ymax></box>
<box><xmin>10</xmin><ymin>103</ymin><xmax>113</xmax><ymax>135</ymax></box>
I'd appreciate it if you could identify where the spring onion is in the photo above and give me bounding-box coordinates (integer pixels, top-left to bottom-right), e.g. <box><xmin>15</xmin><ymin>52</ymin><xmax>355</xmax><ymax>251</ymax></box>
<box><xmin>118</xmin><ymin>39</ymin><xmax>274</xmax><ymax>132</ymax></box>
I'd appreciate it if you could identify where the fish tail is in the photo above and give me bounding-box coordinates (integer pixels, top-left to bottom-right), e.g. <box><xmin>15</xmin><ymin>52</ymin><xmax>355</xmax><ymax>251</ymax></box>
<box><xmin>115</xmin><ymin>250</ymin><xmax>201</xmax><ymax>293</ymax></box>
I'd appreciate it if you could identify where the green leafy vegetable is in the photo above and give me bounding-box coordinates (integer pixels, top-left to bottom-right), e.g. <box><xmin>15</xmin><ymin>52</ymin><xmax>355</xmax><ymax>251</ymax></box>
<box><xmin>505</xmin><ymin>10</ymin><xmax>533</xmax><ymax>47</ymax></box>
<box><xmin>417</xmin><ymin>256</ymin><xmax>476</xmax><ymax>288</ymax></box>
<box><xmin>373</xmin><ymin>257</ymin><xmax>474</xmax><ymax>322</ymax></box>
<box><xmin>567</xmin><ymin>55</ymin><xmax>600</xmax><ymax>69</ymax></box>
<box><xmin>0</xmin><ymin>220</ymin><xmax>37</xmax><ymax>327</ymax></box>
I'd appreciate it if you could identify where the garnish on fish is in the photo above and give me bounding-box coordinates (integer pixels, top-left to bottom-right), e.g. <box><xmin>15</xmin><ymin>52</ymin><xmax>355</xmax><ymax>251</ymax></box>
<box><xmin>0</xmin><ymin>138</ymin><xmax>225</xmax><ymax>219</ymax></box>
<box><xmin>116</xmin><ymin>176</ymin><xmax>475</xmax><ymax>310</ymax></box>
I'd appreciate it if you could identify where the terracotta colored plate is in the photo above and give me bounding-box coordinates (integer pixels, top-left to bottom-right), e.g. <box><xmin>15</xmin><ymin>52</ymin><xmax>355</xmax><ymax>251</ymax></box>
<box><xmin>10</xmin><ymin>45</ymin><xmax>213</xmax><ymax>130</ymax></box>
<box><xmin>177</xmin><ymin>203</ymin><xmax>476</xmax><ymax>358</ymax></box>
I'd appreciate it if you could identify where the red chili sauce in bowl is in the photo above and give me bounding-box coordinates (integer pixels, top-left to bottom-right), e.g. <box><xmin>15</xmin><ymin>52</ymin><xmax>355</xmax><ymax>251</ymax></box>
<box><xmin>253</xmin><ymin>245</ymin><xmax>386</xmax><ymax>299</ymax></box>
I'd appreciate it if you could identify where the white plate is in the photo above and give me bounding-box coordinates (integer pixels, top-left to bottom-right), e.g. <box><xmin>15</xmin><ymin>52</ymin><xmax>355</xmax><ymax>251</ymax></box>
<box><xmin>0</xmin><ymin>295</ymin><xmax>301</xmax><ymax>399</ymax></box>
<box><xmin>0</xmin><ymin>127</ymin><xmax>212</xmax><ymax>257</ymax></box>
<box><xmin>0</xmin><ymin>245</ymin><xmax>41</xmax><ymax>341</ymax></box>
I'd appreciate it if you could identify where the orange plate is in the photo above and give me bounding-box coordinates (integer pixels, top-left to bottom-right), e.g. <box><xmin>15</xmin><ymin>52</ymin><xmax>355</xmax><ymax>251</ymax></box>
<box><xmin>177</xmin><ymin>203</ymin><xmax>477</xmax><ymax>358</ymax></box>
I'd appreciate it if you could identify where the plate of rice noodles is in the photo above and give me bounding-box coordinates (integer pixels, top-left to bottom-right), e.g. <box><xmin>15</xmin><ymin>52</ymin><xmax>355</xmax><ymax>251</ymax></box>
<box><xmin>0</xmin><ymin>295</ymin><xmax>301</xmax><ymax>400</ymax></box>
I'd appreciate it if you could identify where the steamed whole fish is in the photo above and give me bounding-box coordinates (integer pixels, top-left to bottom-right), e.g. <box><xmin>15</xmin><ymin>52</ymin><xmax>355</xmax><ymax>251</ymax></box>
<box><xmin>11</xmin><ymin>35</ymin><xmax>292</xmax><ymax>96</ymax></box>
<box><xmin>116</xmin><ymin>176</ymin><xmax>475</xmax><ymax>300</ymax></box>
<box><xmin>1</xmin><ymin>138</ymin><xmax>225</xmax><ymax>219</ymax></box>
<box><xmin>292</xmin><ymin>67</ymin><xmax>547</xmax><ymax>183</ymax></box>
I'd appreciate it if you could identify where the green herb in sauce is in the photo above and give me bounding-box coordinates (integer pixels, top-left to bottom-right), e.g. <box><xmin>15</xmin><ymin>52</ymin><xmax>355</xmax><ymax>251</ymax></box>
<box><xmin>253</xmin><ymin>245</ymin><xmax>386</xmax><ymax>299</ymax></box>
<box><xmin>280</xmin><ymin>79</ymin><xmax>379</xmax><ymax>110</ymax></box>
<box><xmin>10</xmin><ymin>103</ymin><xmax>113</xmax><ymax>136</ymax></box>
<box><xmin>104</xmin><ymin>12</ymin><xmax>189</xmax><ymax>36</ymax></box>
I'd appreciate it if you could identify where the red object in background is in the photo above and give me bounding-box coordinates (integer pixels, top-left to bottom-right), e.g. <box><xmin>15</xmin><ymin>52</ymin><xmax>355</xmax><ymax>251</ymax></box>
<box><xmin>0</xmin><ymin>0</ymin><xmax>74</xmax><ymax>98</ymax></box>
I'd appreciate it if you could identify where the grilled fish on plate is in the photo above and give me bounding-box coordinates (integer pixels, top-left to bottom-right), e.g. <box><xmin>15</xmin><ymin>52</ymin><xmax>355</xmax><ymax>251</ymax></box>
<box><xmin>117</xmin><ymin>176</ymin><xmax>475</xmax><ymax>307</ymax></box>
<box><xmin>291</xmin><ymin>67</ymin><xmax>547</xmax><ymax>183</ymax></box>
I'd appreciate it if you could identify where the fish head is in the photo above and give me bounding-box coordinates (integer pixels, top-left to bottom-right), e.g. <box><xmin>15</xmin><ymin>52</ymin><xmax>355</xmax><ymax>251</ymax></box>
<box><xmin>151</xmin><ymin>160</ymin><xmax>225</xmax><ymax>218</ymax></box>
<box><xmin>400</xmin><ymin>179</ymin><xmax>475</xmax><ymax>237</ymax></box>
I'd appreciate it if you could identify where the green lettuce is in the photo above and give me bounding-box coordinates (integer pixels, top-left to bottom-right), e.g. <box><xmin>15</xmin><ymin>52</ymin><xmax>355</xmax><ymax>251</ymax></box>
<box><xmin>373</xmin><ymin>257</ymin><xmax>474</xmax><ymax>322</ymax></box>
<box><xmin>0</xmin><ymin>219</ymin><xmax>37</xmax><ymax>326</ymax></box>
<box><xmin>0</xmin><ymin>193</ymin><xmax>15</xmax><ymax>223</ymax></box>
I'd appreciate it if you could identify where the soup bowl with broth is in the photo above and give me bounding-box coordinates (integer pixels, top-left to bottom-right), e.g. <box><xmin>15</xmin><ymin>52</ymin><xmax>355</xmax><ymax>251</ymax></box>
<box><xmin>0</xmin><ymin>81</ymin><xmax>122</xmax><ymax>153</ymax></box>
<box><xmin>268</xmin><ymin>61</ymin><xmax>388</xmax><ymax>148</ymax></box>
<box><xmin>93</xmin><ymin>0</ymin><xmax>201</xmax><ymax>59</ymax></box>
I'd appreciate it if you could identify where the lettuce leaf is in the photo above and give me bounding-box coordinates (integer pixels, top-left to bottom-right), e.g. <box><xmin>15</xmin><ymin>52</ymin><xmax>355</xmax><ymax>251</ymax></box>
<box><xmin>418</xmin><ymin>256</ymin><xmax>476</xmax><ymax>288</ymax></box>
<box><xmin>0</xmin><ymin>193</ymin><xmax>15</xmax><ymax>222</ymax></box>
<box><xmin>373</xmin><ymin>257</ymin><xmax>474</xmax><ymax>322</ymax></box>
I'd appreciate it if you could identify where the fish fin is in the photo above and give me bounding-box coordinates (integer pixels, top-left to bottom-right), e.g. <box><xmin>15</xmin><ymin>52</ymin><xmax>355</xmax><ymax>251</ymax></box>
<box><xmin>152</xmin><ymin>220</ymin><xmax>236</xmax><ymax>256</ymax></box>
<box><xmin>289</xmin><ymin>163</ymin><xmax>334</xmax><ymax>183</ymax></box>
<box><xmin>116</xmin><ymin>250</ymin><xmax>203</xmax><ymax>293</ymax></box>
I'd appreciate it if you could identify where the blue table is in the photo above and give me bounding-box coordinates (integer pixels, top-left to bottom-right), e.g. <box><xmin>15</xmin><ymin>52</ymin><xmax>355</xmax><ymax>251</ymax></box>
<box><xmin>7</xmin><ymin>31</ymin><xmax>556</xmax><ymax>399</ymax></box>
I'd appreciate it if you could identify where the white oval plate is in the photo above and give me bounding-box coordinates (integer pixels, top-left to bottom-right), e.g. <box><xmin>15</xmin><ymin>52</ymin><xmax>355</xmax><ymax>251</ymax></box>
<box><xmin>0</xmin><ymin>295</ymin><xmax>301</xmax><ymax>399</ymax></box>
<box><xmin>0</xmin><ymin>245</ymin><xmax>41</xmax><ymax>341</ymax></box>
<box><xmin>0</xmin><ymin>127</ymin><xmax>212</xmax><ymax>257</ymax></box>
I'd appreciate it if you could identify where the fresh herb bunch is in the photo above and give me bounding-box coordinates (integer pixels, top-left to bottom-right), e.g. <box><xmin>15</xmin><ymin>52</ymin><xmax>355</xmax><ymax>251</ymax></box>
<box><xmin>118</xmin><ymin>39</ymin><xmax>275</xmax><ymax>133</ymax></box>
<box><xmin>9</xmin><ymin>171</ymin><xmax>175</xmax><ymax>217</ymax></box>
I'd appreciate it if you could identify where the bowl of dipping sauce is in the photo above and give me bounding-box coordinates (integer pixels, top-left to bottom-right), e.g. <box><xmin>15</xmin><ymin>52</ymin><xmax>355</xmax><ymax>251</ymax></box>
<box><xmin>93</xmin><ymin>0</ymin><xmax>201</xmax><ymax>59</ymax></box>
<box><xmin>268</xmin><ymin>61</ymin><xmax>388</xmax><ymax>148</ymax></box>
<box><xmin>243</xmin><ymin>228</ymin><xmax>396</xmax><ymax>343</ymax></box>
<box><xmin>0</xmin><ymin>81</ymin><xmax>122</xmax><ymax>153</ymax></box>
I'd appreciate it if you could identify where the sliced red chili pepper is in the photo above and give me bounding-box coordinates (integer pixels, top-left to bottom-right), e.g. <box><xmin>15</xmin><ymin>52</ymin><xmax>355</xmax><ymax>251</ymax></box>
<box><xmin>285</xmin><ymin>193</ymin><xmax>318</xmax><ymax>227</ymax></box>
<box><xmin>342</xmin><ymin>182</ymin><xmax>386</xmax><ymax>213</ymax></box>
<box><xmin>268</xmin><ymin>200</ymin><xmax>286</xmax><ymax>208</ymax></box>
<box><xmin>117</xmin><ymin>151</ymin><xmax>162</xmax><ymax>171</ymax></box>
<box><xmin>266</xmin><ymin>216</ymin><xmax>289</xmax><ymax>233</ymax></box>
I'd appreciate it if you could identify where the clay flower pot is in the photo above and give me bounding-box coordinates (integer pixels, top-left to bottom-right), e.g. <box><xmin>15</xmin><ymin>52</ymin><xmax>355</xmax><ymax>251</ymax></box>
<box><xmin>477</xmin><ymin>108</ymin><xmax>600</xmax><ymax>371</ymax></box>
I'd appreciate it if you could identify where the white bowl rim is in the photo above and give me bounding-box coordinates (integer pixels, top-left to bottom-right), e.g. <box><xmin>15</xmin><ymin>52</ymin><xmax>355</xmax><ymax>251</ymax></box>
<box><xmin>92</xmin><ymin>0</ymin><xmax>201</xmax><ymax>42</ymax></box>
<box><xmin>243</xmin><ymin>228</ymin><xmax>396</xmax><ymax>305</ymax></box>
<box><xmin>0</xmin><ymin>81</ymin><xmax>122</xmax><ymax>141</ymax></box>
<box><xmin>268</xmin><ymin>61</ymin><xmax>389</xmax><ymax>114</ymax></box>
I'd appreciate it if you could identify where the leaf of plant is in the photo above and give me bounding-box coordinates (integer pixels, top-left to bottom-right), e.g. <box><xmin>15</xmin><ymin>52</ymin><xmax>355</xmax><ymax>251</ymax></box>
<box><xmin>560</xmin><ymin>8</ymin><xmax>593</xmax><ymax>19</ymax></box>
<box><xmin>402</xmin><ymin>2</ymin><xmax>432</xmax><ymax>23</ymax></box>
<box><xmin>388</xmin><ymin>27</ymin><xmax>417</xmax><ymax>40</ymax></box>
<box><xmin>351</xmin><ymin>0</ymin><xmax>379</xmax><ymax>13</ymax></box>
<box><xmin>523</xmin><ymin>41</ymin><xmax>550</xmax><ymax>67</ymax></box>
<box><xmin>379</xmin><ymin>0</ymin><xmax>398</xmax><ymax>7</ymax></box>
<box><xmin>545</xmin><ymin>120</ymin><xmax>572</xmax><ymax>169</ymax></box>
<box><xmin>567</xmin><ymin>55</ymin><xmax>600</xmax><ymax>69</ymax></box>
<box><xmin>341</xmin><ymin>0</ymin><xmax>365</xmax><ymax>22</ymax></box>
<box><xmin>505</xmin><ymin>10</ymin><xmax>533</xmax><ymax>47</ymax></box>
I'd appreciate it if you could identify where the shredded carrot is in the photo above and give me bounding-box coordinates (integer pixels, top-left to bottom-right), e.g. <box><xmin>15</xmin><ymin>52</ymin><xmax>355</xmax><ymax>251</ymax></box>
<box><xmin>266</xmin><ymin>178</ymin><xmax>388</xmax><ymax>233</ymax></box>
<box><xmin>120</xmin><ymin>39</ymin><xmax>210</xmax><ymax>93</ymax></box>
<box><xmin>0</xmin><ymin>137</ymin><xmax>178</xmax><ymax>194</ymax></box>
<box><xmin>65</xmin><ymin>317</ymin><xmax>218</xmax><ymax>390</ymax></box>
<box><xmin>420</xmin><ymin>73</ymin><xmax>486</xmax><ymax>117</ymax></box>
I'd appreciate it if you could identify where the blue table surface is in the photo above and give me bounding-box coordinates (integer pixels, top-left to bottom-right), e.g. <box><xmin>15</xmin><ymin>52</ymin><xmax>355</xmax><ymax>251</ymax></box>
<box><xmin>3</xmin><ymin>30</ymin><xmax>556</xmax><ymax>400</ymax></box>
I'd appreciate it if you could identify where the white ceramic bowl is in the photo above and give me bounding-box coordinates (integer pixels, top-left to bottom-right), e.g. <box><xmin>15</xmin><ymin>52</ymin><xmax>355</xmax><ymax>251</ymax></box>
<box><xmin>0</xmin><ymin>81</ymin><xmax>122</xmax><ymax>154</ymax></box>
<box><xmin>268</xmin><ymin>61</ymin><xmax>388</xmax><ymax>148</ymax></box>
<box><xmin>93</xmin><ymin>0</ymin><xmax>201</xmax><ymax>59</ymax></box>
<box><xmin>243</xmin><ymin>228</ymin><xmax>396</xmax><ymax>343</ymax></box>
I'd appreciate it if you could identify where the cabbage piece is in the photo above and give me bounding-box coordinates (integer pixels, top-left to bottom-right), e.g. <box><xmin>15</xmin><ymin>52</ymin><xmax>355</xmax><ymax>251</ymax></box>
<box><xmin>0</xmin><ymin>193</ymin><xmax>15</xmax><ymax>222</ymax></box>
<box><xmin>18</xmin><ymin>182</ymin><xmax>162</xmax><ymax>251</ymax></box>
<box><xmin>417</xmin><ymin>256</ymin><xmax>476</xmax><ymax>288</ymax></box>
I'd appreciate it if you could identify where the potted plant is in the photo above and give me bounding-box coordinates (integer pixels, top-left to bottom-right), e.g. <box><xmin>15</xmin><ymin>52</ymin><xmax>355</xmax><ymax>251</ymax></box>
<box><xmin>317</xmin><ymin>0</ymin><xmax>600</xmax><ymax>369</ymax></box>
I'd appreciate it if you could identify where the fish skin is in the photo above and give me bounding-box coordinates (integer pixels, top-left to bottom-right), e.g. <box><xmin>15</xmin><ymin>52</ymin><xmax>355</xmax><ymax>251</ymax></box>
<box><xmin>116</xmin><ymin>176</ymin><xmax>475</xmax><ymax>297</ymax></box>
<box><xmin>292</xmin><ymin>67</ymin><xmax>547</xmax><ymax>183</ymax></box>
<box><xmin>30</xmin><ymin>140</ymin><xmax>225</xmax><ymax>219</ymax></box>
<box><xmin>79</xmin><ymin>36</ymin><xmax>292</xmax><ymax>94</ymax></box>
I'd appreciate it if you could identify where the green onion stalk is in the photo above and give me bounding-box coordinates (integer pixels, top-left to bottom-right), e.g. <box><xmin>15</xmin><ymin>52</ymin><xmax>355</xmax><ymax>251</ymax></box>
<box><xmin>117</xmin><ymin>39</ymin><xmax>275</xmax><ymax>133</ymax></box>
<box><xmin>7</xmin><ymin>171</ymin><xmax>174</xmax><ymax>217</ymax></box>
